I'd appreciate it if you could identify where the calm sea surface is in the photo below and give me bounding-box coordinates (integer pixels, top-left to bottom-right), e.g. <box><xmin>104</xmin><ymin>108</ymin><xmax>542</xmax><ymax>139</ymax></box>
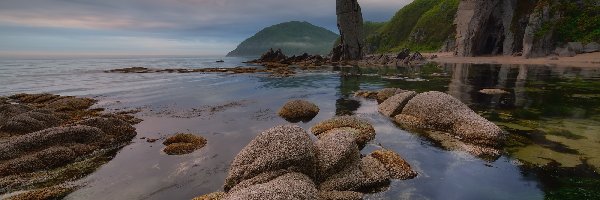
<box><xmin>1</xmin><ymin>56</ymin><xmax>599</xmax><ymax>199</ymax></box>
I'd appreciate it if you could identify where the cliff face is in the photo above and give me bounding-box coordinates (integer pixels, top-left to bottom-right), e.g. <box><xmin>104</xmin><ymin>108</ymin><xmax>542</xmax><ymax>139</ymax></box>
<box><xmin>333</xmin><ymin>0</ymin><xmax>365</xmax><ymax>61</ymax></box>
<box><xmin>454</xmin><ymin>0</ymin><xmax>564</xmax><ymax>57</ymax></box>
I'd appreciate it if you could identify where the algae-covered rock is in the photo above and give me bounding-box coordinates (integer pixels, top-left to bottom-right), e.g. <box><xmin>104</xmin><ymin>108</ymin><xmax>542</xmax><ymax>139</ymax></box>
<box><xmin>318</xmin><ymin>191</ymin><xmax>363</xmax><ymax>200</ymax></box>
<box><xmin>0</xmin><ymin>110</ymin><xmax>63</xmax><ymax>134</ymax></box>
<box><xmin>224</xmin><ymin>125</ymin><xmax>316</xmax><ymax>191</ymax></box>
<box><xmin>162</xmin><ymin>133</ymin><xmax>207</xmax><ymax>155</ymax></box>
<box><xmin>0</xmin><ymin>93</ymin><xmax>139</xmax><ymax>197</ymax></box>
<box><xmin>378</xmin><ymin>91</ymin><xmax>417</xmax><ymax>117</ymax></box>
<box><xmin>315</xmin><ymin>130</ymin><xmax>360</xmax><ymax>180</ymax></box>
<box><xmin>193</xmin><ymin>192</ymin><xmax>226</xmax><ymax>200</ymax></box>
<box><xmin>6</xmin><ymin>185</ymin><xmax>75</xmax><ymax>200</ymax></box>
<box><xmin>79</xmin><ymin>117</ymin><xmax>136</xmax><ymax>142</ymax></box>
<box><xmin>319</xmin><ymin>156</ymin><xmax>390</xmax><ymax>192</ymax></box>
<box><xmin>0</xmin><ymin>125</ymin><xmax>103</xmax><ymax>161</ymax></box>
<box><xmin>224</xmin><ymin>172</ymin><xmax>318</xmax><ymax>200</ymax></box>
<box><xmin>311</xmin><ymin>116</ymin><xmax>375</xmax><ymax>149</ymax></box>
<box><xmin>369</xmin><ymin>150</ymin><xmax>417</xmax><ymax>180</ymax></box>
<box><xmin>0</xmin><ymin>146</ymin><xmax>77</xmax><ymax>176</ymax></box>
<box><xmin>278</xmin><ymin>100</ymin><xmax>320</xmax><ymax>122</ymax></box>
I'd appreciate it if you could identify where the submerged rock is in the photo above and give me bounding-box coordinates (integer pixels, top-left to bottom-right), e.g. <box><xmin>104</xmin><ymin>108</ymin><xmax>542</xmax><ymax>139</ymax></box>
<box><xmin>311</xmin><ymin>116</ymin><xmax>375</xmax><ymax>149</ymax></box>
<box><xmin>479</xmin><ymin>89</ymin><xmax>510</xmax><ymax>95</ymax></box>
<box><xmin>224</xmin><ymin>125</ymin><xmax>315</xmax><ymax>191</ymax></box>
<box><xmin>369</xmin><ymin>150</ymin><xmax>417</xmax><ymax>180</ymax></box>
<box><xmin>378</xmin><ymin>91</ymin><xmax>417</xmax><ymax>117</ymax></box>
<box><xmin>278</xmin><ymin>100</ymin><xmax>320</xmax><ymax>122</ymax></box>
<box><xmin>162</xmin><ymin>133</ymin><xmax>207</xmax><ymax>155</ymax></box>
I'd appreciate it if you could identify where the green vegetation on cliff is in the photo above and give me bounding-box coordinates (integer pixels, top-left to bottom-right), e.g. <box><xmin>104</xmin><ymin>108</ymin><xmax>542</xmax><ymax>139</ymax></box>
<box><xmin>551</xmin><ymin>0</ymin><xmax>600</xmax><ymax>43</ymax></box>
<box><xmin>227</xmin><ymin>21</ymin><xmax>338</xmax><ymax>57</ymax></box>
<box><xmin>369</xmin><ymin>0</ymin><xmax>459</xmax><ymax>53</ymax></box>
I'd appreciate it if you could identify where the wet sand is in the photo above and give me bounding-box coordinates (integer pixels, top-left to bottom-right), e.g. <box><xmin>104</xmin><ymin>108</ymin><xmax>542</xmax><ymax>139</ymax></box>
<box><xmin>426</xmin><ymin>52</ymin><xmax>600</xmax><ymax>68</ymax></box>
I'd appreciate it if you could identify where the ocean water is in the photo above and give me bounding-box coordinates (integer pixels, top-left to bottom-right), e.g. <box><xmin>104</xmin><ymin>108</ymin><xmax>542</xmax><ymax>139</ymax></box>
<box><xmin>1</xmin><ymin>56</ymin><xmax>599</xmax><ymax>199</ymax></box>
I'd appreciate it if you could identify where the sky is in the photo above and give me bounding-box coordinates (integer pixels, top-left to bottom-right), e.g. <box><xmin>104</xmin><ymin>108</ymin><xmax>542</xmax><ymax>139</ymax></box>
<box><xmin>0</xmin><ymin>0</ymin><xmax>412</xmax><ymax>57</ymax></box>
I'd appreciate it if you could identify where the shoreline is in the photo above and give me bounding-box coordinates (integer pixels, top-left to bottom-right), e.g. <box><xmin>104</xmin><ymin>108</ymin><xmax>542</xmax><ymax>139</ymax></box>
<box><xmin>425</xmin><ymin>52</ymin><xmax>600</xmax><ymax>68</ymax></box>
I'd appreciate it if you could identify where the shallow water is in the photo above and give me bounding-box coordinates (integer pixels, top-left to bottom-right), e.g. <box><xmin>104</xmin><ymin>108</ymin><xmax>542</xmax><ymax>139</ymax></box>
<box><xmin>1</xmin><ymin>57</ymin><xmax>599</xmax><ymax>199</ymax></box>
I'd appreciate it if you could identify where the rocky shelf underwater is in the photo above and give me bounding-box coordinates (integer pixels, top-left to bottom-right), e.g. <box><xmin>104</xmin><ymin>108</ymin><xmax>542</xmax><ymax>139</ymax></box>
<box><xmin>1</xmin><ymin>56</ymin><xmax>599</xmax><ymax>199</ymax></box>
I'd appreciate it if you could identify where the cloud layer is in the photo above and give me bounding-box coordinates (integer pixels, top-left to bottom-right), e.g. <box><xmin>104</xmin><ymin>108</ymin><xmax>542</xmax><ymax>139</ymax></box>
<box><xmin>0</xmin><ymin>0</ymin><xmax>411</xmax><ymax>56</ymax></box>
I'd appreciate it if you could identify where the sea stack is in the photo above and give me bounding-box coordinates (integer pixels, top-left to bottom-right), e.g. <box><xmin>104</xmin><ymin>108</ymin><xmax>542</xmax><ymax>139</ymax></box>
<box><xmin>333</xmin><ymin>0</ymin><xmax>365</xmax><ymax>61</ymax></box>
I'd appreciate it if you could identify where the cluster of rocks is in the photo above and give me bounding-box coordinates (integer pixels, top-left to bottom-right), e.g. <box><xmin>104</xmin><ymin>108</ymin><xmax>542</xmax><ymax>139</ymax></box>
<box><xmin>105</xmin><ymin>66</ymin><xmax>262</xmax><ymax>74</ymax></box>
<box><xmin>195</xmin><ymin>115</ymin><xmax>416</xmax><ymax>200</ymax></box>
<box><xmin>277</xmin><ymin>100</ymin><xmax>320</xmax><ymax>123</ymax></box>
<box><xmin>359</xmin><ymin>49</ymin><xmax>429</xmax><ymax>66</ymax></box>
<box><xmin>553</xmin><ymin>42</ymin><xmax>600</xmax><ymax>57</ymax></box>
<box><xmin>0</xmin><ymin>93</ymin><xmax>140</xmax><ymax>199</ymax></box>
<box><xmin>356</xmin><ymin>89</ymin><xmax>505</xmax><ymax>159</ymax></box>
<box><xmin>248</xmin><ymin>48</ymin><xmax>330</xmax><ymax>68</ymax></box>
<box><xmin>162</xmin><ymin>133</ymin><xmax>207</xmax><ymax>155</ymax></box>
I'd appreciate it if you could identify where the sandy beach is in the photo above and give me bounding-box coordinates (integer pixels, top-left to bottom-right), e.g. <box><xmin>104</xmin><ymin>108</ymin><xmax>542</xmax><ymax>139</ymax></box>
<box><xmin>426</xmin><ymin>52</ymin><xmax>600</xmax><ymax>68</ymax></box>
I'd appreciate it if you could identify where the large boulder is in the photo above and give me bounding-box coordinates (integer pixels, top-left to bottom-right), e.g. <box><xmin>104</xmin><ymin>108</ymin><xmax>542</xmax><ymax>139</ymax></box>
<box><xmin>311</xmin><ymin>116</ymin><xmax>375</xmax><ymax>149</ymax></box>
<box><xmin>278</xmin><ymin>100</ymin><xmax>320</xmax><ymax>123</ymax></box>
<box><xmin>378</xmin><ymin>91</ymin><xmax>417</xmax><ymax>117</ymax></box>
<box><xmin>318</xmin><ymin>156</ymin><xmax>390</xmax><ymax>192</ymax></box>
<box><xmin>224</xmin><ymin>125</ymin><xmax>316</xmax><ymax>191</ymax></box>
<box><xmin>395</xmin><ymin>91</ymin><xmax>503</xmax><ymax>148</ymax></box>
<box><xmin>314</xmin><ymin>130</ymin><xmax>360</xmax><ymax>180</ymax></box>
<box><xmin>224</xmin><ymin>172</ymin><xmax>318</xmax><ymax>200</ymax></box>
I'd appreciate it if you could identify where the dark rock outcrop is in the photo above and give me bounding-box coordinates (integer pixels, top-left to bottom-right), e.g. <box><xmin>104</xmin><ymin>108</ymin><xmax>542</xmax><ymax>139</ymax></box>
<box><xmin>334</xmin><ymin>0</ymin><xmax>365</xmax><ymax>61</ymax></box>
<box><xmin>0</xmin><ymin>94</ymin><xmax>139</xmax><ymax>196</ymax></box>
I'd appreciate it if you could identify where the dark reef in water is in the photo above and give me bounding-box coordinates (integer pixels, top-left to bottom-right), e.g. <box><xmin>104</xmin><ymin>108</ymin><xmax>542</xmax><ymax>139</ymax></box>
<box><xmin>0</xmin><ymin>94</ymin><xmax>141</xmax><ymax>199</ymax></box>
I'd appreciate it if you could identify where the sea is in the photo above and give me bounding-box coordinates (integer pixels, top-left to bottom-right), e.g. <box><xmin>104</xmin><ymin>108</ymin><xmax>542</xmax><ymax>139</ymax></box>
<box><xmin>1</xmin><ymin>55</ymin><xmax>599</xmax><ymax>199</ymax></box>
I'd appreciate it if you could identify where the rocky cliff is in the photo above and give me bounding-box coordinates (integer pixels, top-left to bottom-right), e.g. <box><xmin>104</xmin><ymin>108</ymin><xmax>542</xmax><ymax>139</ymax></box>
<box><xmin>454</xmin><ymin>0</ymin><xmax>599</xmax><ymax>58</ymax></box>
<box><xmin>332</xmin><ymin>0</ymin><xmax>365</xmax><ymax>61</ymax></box>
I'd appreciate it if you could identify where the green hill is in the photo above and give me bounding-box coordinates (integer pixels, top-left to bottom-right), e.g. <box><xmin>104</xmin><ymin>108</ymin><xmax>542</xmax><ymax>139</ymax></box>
<box><xmin>227</xmin><ymin>21</ymin><xmax>339</xmax><ymax>57</ymax></box>
<box><xmin>367</xmin><ymin>0</ymin><xmax>459</xmax><ymax>52</ymax></box>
